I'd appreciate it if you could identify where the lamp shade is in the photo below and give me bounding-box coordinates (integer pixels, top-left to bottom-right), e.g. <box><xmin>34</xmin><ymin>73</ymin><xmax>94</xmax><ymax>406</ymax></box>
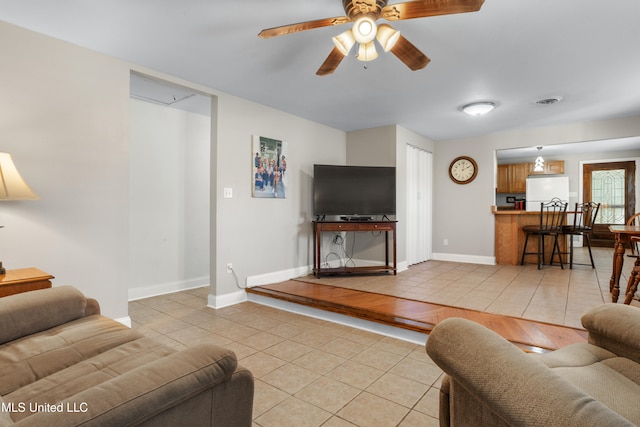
<box><xmin>357</xmin><ymin>41</ymin><xmax>378</xmax><ymax>62</ymax></box>
<box><xmin>332</xmin><ymin>30</ymin><xmax>356</xmax><ymax>56</ymax></box>
<box><xmin>0</xmin><ymin>153</ymin><xmax>39</xmax><ymax>200</ymax></box>
<box><xmin>376</xmin><ymin>24</ymin><xmax>400</xmax><ymax>52</ymax></box>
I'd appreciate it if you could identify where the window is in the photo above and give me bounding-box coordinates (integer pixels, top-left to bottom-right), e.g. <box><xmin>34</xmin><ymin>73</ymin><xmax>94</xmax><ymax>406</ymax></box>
<box><xmin>592</xmin><ymin>169</ymin><xmax>626</xmax><ymax>224</ymax></box>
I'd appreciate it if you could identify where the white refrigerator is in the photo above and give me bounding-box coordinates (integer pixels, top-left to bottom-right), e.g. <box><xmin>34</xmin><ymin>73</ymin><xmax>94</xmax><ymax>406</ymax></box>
<box><xmin>525</xmin><ymin>176</ymin><xmax>570</xmax><ymax>211</ymax></box>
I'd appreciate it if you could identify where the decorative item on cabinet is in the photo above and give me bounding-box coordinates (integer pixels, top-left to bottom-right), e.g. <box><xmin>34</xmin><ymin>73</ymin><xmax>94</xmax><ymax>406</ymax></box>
<box><xmin>528</xmin><ymin>160</ymin><xmax>564</xmax><ymax>175</ymax></box>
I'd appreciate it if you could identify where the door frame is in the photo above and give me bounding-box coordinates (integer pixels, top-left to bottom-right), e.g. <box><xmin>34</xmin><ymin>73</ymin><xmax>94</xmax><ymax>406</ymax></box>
<box><xmin>580</xmin><ymin>157</ymin><xmax>640</xmax><ymax>245</ymax></box>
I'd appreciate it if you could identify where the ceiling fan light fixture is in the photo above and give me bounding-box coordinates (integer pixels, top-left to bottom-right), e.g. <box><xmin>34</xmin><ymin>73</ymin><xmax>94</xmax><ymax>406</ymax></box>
<box><xmin>332</xmin><ymin>30</ymin><xmax>356</xmax><ymax>56</ymax></box>
<box><xmin>461</xmin><ymin>101</ymin><xmax>496</xmax><ymax>116</ymax></box>
<box><xmin>352</xmin><ymin>16</ymin><xmax>377</xmax><ymax>44</ymax></box>
<box><xmin>357</xmin><ymin>41</ymin><xmax>378</xmax><ymax>62</ymax></box>
<box><xmin>376</xmin><ymin>24</ymin><xmax>400</xmax><ymax>52</ymax></box>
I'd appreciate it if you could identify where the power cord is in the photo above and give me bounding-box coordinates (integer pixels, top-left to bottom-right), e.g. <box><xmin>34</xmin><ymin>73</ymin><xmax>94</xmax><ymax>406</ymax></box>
<box><xmin>227</xmin><ymin>265</ymin><xmax>246</xmax><ymax>289</ymax></box>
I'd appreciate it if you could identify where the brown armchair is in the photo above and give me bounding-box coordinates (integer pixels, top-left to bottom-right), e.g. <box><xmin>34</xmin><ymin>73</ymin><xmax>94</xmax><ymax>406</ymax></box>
<box><xmin>426</xmin><ymin>304</ymin><xmax>640</xmax><ymax>426</ymax></box>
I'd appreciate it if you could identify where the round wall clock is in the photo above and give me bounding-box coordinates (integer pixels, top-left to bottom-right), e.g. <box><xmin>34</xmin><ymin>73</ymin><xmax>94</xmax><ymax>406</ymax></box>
<box><xmin>448</xmin><ymin>156</ymin><xmax>478</xmax><ymax>184</ymax></box>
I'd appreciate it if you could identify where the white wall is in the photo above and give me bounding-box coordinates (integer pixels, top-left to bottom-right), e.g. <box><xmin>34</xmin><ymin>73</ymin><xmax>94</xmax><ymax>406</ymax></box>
<box><xmin>433</xmin><ymin>116</ymin><xmax>640</xmax><ymax>262</ymax></box>
<box><xmin>0</xmin><ymin>19</ymin><xmax>347</xmax><ymax>317</ymax></box>
<box><xmin>212</xmin><ymin>95</ymin><xmax>346</xmax><ymax>306</ymax></box>
<box><xmin>128</xmin><ymin>98</ymin><xmax>210</xmax><ymax>300</ymax></box>
<box><xmin>344</xmin><ymin>125</ymin><xmax>435</xmax><ymax>267</ymax></box>
<box><xmin>0</xmin><ymin>21</ymin><xmax>131</xmax><ymax>318</ymax></box>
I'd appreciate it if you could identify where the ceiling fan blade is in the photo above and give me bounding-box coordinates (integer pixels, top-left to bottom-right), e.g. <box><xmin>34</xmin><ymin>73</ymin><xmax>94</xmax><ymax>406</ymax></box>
<box><xmin>389</xmin><ymin>35</ymin><xmax>430</xmax><ymax>70</ymax></box>
<box><xmin>316</xmin><ymin>47</ymin><xmax>346</xmax><ymax>76</ymax></box>
<box><xmin>259</xmin><ymin>16</ymin><xmax>351</xmax><ymax>38</ymax></box>
<box><xmin>381</xmin><ymin>0</ymin><xmax>484</xmax><ymax>21</ymax></box>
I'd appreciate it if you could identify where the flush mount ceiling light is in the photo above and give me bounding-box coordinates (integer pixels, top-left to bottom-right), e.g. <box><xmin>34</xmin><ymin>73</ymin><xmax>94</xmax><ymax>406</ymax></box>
<box><xmin>258</xmin><ymin>0</ymin><xmax>485</xmax><ymax>76</ymax></box>
<box><xmin>461</xmin><ymin>101</ymin><xmax>496</xmax><ymax>116</ymax></box>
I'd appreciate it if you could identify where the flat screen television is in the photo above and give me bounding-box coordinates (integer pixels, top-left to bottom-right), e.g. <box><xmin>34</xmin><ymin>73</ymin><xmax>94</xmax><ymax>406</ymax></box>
<box><xmin>313</xmin><ymin>164</ymin><xmax>396</xmax><ymax>218</ymax></box>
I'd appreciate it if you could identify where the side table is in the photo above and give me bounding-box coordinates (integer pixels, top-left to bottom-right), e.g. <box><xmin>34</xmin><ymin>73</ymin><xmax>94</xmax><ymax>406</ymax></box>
<box><xmin>0</xmin><ymin>268</ymin><xmax>54</xmax><ymax>297</ymax></box>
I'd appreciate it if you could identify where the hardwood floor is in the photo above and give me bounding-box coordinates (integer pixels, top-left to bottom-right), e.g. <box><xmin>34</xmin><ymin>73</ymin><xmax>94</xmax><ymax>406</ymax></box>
<box><xmin>247</xmin><ymin>280</ymin><xmax>589</xmax><ymax>353</ymax></box>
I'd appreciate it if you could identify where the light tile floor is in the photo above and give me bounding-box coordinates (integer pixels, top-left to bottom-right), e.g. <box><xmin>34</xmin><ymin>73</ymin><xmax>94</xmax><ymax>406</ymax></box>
<box><xmin>130</xmin><ymin>287</ymin><xmax>442</xmax><ymax>427</ymax></box>
<box><xmin>304</xmin><ymin>247</ymin><xmax>639</xmax><ymax>328</ymax></box>
<box><xmin>129</xmin><ymin>246</ymin><xmax>639</xmax><ymax>427</ymax></box>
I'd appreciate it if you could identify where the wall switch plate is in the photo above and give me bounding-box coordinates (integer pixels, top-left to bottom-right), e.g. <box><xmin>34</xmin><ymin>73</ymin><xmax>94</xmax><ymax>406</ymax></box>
<box><xmin>223</xmin><ymin>187</ymin><xmax>233</xmax><ymax>198</ymax></box>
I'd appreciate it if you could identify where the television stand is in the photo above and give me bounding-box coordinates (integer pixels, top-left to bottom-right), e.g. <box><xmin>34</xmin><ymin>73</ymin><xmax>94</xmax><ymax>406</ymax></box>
<box><xmin>312</xmin><ymin>220</ymin><xmax>397</xmax><ymax>277</ymax></box>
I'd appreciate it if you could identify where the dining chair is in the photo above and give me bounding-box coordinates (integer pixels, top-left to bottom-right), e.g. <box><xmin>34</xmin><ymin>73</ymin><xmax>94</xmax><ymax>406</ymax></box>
<box><xmin>626</xmin><ymin>212</ymin><xmax>640</xmax><ymax>257</ymax></box>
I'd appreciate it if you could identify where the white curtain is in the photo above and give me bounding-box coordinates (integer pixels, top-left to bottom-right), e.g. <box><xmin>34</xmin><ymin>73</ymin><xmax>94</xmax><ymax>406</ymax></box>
<box><xmin>406</xmin><ymin>144</ymin><xmax>432</xmax><ymax>265</ymax></box>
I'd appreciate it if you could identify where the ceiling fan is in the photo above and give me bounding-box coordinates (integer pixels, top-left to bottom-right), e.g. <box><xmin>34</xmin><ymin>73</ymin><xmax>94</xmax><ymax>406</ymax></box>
<box><xmin>259</xmin><ymin>0</ymin><xmax>485</xmax><ymax>76</ymax></box>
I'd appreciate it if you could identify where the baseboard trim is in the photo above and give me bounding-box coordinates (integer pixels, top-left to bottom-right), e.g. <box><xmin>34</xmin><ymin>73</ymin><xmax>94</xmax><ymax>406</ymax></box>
<box><xmin>208</xmin><ymin>289</ymin><xmax>247</xmax><ymax>309</ymax></box>
<box><xmin>246</xmin><ymin>265</ymin><xmax>312</xmax><ymax>288</ymax></box>
<box><xmin>115</xmin><ymin>316</ymin><xmax>132</xmax><ymax>328</ymax></box>
<box><xmin>128</xmin><ymin>277</ymin><xmax>209</xmax><ymax>301</ymax></box>
<box><xmin>247</xmin><ymin>292</ymin><xmax>427</xmax><ymax>345</ymax></box>
<box><xmin>432</xmin><ymin>252</ymin><xmax>496</xmax><ymax>265</ymax></box>
<box><xmin>246</xmin><ymin>260</ymin><xmax>408</xmax><ymax>287</ymax></box>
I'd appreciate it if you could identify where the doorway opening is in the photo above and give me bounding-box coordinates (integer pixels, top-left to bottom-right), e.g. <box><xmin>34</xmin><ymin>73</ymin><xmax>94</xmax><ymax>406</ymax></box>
<box><xmin>128</xmin><ymin>72</ymin><xmax>212</xmax><ymax>299</ymax></box>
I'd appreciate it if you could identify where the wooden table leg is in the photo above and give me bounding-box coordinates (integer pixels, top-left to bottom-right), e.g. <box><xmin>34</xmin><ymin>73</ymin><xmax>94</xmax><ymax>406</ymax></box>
<box><xmin>610</xmin><ymin>235</ymin><xmax>626</xmax><ymax>302</ymax></box>
<box><xmin>624</xmin><ymin>267</ymin><xmax>640</xmax><ymax>304</ymax></box>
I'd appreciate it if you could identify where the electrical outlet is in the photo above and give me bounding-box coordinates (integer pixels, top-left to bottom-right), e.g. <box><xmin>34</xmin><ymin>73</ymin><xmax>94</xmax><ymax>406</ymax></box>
<box><xmin>226</xmin><ymin>263</ymin><xmax>233</xmax><ymax>273</ymax></box>
<box><xmin>443</xmin><ymin>239</ymin><xmax>449</xmax><ymax>246</ymax></box>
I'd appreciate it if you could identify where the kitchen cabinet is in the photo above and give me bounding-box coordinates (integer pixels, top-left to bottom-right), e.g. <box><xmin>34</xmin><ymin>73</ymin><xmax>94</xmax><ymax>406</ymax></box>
<box><xmin>496</xmin><ymin>164</ymin><xmax>510</xmax><ymax>193</ymax></box>
<box><xmin>497</xmin><ymin>161</ymin><xmax>565</xmax><ymax>193</ymax></box>
<box><xmin>496</xmin><ymin>163</ymin><xmax>529</xmax><ymax>193</ymax></box>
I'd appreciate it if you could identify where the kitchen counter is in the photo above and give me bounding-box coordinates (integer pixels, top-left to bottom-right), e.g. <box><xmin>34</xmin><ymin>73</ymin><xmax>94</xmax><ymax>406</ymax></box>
<box><xmin>492</xmin><ymin>206</ymin><xmax>567</xmax><ymax>265</ymax></box>
<box><xmin>494</xmin><ymin>209</ymin><xmax>535</xmax><ymax>214</ymax></box>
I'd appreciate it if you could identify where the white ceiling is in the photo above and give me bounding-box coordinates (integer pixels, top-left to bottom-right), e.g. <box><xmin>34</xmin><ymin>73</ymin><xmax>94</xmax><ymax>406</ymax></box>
<box><xmin>497</xmin><ymin>136</ymin><xmax>640</xmax><ymax>161</ymax></box>
<box><xmin>1</xmin><ymin>0</ymin><xmax>640</xmax><ymax>142</ymax></box>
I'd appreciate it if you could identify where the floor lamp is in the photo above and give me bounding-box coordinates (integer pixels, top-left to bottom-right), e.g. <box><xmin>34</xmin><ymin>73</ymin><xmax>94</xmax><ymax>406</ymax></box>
<box><xmin>0</xmin><ymin>152</ymin><xmax>39</xmax><ymax>274</ymax></box>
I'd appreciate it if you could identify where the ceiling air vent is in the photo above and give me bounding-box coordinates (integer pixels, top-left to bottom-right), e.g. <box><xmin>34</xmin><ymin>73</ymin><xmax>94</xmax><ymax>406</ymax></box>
<box><xmin>532</xmin><ymin>96</ymin><xmax>563</xmax><ymax>106</ymax></box>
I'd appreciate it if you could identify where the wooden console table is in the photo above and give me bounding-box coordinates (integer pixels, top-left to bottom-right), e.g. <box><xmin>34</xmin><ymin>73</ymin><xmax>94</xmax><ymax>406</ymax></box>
<box><xmin>312</xmin><ymin>220</ymin><xmax>397</xmax><ymax>277</ymax></box>
<box><xmin>0</xmin><ymin>268</ymin><xmax>54</xmax><ymax>297</ymax></box>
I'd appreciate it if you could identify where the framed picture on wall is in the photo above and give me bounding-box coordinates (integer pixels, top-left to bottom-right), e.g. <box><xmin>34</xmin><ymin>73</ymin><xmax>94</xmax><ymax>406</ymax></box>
<box><xmin>252</xmin><ymin>135</ymin><xmax>288</xmax><ymax>198</ymax></box>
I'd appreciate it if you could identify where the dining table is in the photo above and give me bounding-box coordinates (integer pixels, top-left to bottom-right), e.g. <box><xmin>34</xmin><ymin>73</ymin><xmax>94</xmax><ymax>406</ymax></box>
<box><xmin>608</xmin><ymin>225</ymin><xmax>640</xmax><ymax>302</ymax></box>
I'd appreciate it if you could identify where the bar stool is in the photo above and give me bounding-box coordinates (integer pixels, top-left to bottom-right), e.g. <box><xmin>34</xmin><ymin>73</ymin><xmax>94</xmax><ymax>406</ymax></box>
<box><xmin>520</xmin><ymin>198</ymin><xmax>568</xmax><ymax>269</ymax></box>
<box><xmin>555</xmin><ymin>202</ymin><xmax>600</xmax><ymax>269</ymax></box>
